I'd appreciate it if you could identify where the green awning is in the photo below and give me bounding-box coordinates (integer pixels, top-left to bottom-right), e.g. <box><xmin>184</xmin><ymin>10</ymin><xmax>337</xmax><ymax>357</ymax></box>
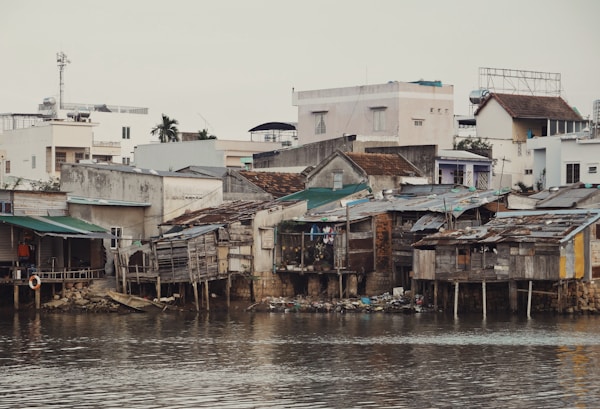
<box><xmin>277</xmin><ymin>183</ymin><xmax>370</xmax><ymax>209</ymax></box>
<box><xmin>0</xmin><ymin>215</ymin><xmax>113</xmax><ymax>239</ymax></box>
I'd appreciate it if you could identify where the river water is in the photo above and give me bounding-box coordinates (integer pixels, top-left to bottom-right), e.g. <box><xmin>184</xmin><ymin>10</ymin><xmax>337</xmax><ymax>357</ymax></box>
<box><xmin>1</xmin><ymin>309</ymin><xmax>600</xmax><ymax>409</ymax></box>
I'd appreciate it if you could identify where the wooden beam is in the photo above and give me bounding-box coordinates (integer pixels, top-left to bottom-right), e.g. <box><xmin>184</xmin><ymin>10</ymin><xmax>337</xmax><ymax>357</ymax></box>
<box><xmin>527</xmin><ymin>280</ymin><xmax>533</xmax><ymax>319</ymax></box>
<box><xmin>516</xmin><ymin>289</ymin><xmax>557</xmax><ymax>296</ymax></box>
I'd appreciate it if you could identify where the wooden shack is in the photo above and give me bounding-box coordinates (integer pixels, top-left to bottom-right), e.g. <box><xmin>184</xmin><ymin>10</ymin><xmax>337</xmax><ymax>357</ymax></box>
<box><xmin>114</xmin><ymin>200</ymin><xmax>307</xmax><ymax>309</ymax></box>
<box><xmin>412</xmin><ymin>210</ymin><xmax>600</xmax><ymax>316</ymax></box>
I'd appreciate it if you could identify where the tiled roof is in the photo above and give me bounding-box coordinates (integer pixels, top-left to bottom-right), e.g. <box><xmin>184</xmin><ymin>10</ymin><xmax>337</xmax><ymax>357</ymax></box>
<box><xmin>238</xmin><ymin>171</ymin><xmax>305</xmax><ymax>198</ymax></box>
<box><xmin>477</xmin><ymin>93</ymin><xmax>582</xmax><ymax>120</ymax></box>
<box><xmin>344</xmin><ymin>152</ymin><xmax>423</xmax><ymax>176</ymax></box>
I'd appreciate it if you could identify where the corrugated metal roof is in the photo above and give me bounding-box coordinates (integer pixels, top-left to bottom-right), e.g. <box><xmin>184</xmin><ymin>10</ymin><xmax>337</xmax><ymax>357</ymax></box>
<box><xmin>414</xmin><ymin>210</ymin><xmax>600</xmax><ymax>246</ymax></box>
<box><xmin>296</xmin><ymin>187</ymin><xmax>504</xmax><ymax>222</ymax></box>
<box><xmin>437</xmin><ymin>149</ymin><xmax>491</xmax><ymax>162</ymax></box>
<box><xmin>278</xmin><ymin>183</ymin><xmax>370</xmax><ymax>209</ymax></box>
<box><xmin>159</xmin><ymin>224</ymin><xmax>223</xmax><ymax>240</ymax></box>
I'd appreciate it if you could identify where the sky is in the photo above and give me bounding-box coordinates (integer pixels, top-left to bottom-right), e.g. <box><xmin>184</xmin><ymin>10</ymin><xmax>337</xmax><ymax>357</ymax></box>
<box><xmin>1</xmin><ymin>0</ymin><xmax>599</xmax><ymax>140</ymax></box>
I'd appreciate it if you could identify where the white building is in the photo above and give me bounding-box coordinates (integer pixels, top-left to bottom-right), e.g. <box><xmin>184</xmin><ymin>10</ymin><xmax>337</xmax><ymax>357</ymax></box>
<box><xmin>292</xmin><ymin>80</ymin><xmax>455</xmax><ymax>147</ymax></box>
<box><xmin>0</xmin><ymin>120</ymin><xmax>95</xmax><ymax>187</ymax></box>
<box><xmin>134</xmin><ymin>139</ymin><xmax>283</xmax><ymax>171</ymax></box>
<box><xmin>473</xmin><ymin>93</ymin><xmax>586</xmax><ymax>190</ymax></box>
<box><xmin>528</xmin><ymin>131</ymin><xmax>600</xmax><ymax>189</ymax></box>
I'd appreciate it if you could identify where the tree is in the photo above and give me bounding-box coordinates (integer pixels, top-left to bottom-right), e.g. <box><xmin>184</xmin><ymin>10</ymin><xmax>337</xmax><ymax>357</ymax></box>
<box><xmin>453</xmin><ymin>137</ymin><xmax>492</xmax><ymax>151</ymax></box>
<box><xmin>151</xmin><ymin>114</ymin><xmax>179</xmax><ymax>143</ymax></box>
<box><xmin>197</xmin><ymin>128</ymin><xmax>217</xmax><ymax>140</ymax></box>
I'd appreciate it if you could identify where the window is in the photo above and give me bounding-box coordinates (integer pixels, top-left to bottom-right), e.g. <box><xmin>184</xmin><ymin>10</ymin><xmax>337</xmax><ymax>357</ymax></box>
<box><xmin>55</xmin><ymin>151</ymin><xmax>66</xmax><ymax>170</ymax></box>
<box><xmin>110</xmin><ymin>227</ymin><xmax>122</xmax><ymax>249</ymax></box>
<box><xmin>566</xmin><ymin>163</ymin><xmax>580</xmax><ymax>184</ymax></box>
<box><xmin>314</xmin><ymin>112</ymin><xmax>327</xmax><ymax>135</ymax></box>
<box><xmin>333</xmin><ymin>170</ymin><xmax>343</xmax><ymax>190</ymax></box>
<box><xmin>31</xmin><ymin>155</ymin><xmax>36</xmax><ymax>169</ymax></box>
<box><xmin>525</xmin><ymin>169</ymin><xmax>533</xmax><ymax>175</ymax></box>
<box><xmin>122</xmin><ymin>157</ymin><xmax>131</xmax><ymax>165</ymax></box>
<box><xmin>589</xmin><ymin>166</ymin><xmax>598</xmax><ymax>174</ymax></box>
<box><xmin>453</xmin><ymin>169</ymin><xmax>464</xmax><ymax>185</ymax></box>
<box><xmin>414</xmin><ymin>120</ymin><xmax>423</xmax><ymax>127</ymax></box>
<box><xmin>372</xmin><ymin>108</ymin><xmax>386</xmax><ymax>131</ymax></box>
<box><xmin>5</xmin><ymin>160</ymin><xmax>10</xmax><ymax>174</ymax></box>
<box><xmin>75</xmin><ymin>152</ymin><xmax>84</xmax><ymax>163</ymax></box>
<box><xmin>122</xmin><ymin>126</ymin><xmax>130</xmax><ymax>139</ymax></box>
<box><xmin>0</xmin><ymin>201</ymin><xmax>12</xmax><ymax>214</ymax></box>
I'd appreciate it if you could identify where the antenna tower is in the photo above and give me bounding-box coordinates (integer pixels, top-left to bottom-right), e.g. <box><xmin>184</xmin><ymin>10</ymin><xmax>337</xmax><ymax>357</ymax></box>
<box><xmin>56</xmin><ymin>51</ymin><xmax>70</xmax><ymax>109</ymax></box>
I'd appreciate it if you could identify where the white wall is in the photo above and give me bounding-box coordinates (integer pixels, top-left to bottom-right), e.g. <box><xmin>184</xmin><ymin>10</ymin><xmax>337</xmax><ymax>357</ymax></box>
<box><xmin>528</xmin><ymin>135</ymin><xmax>600</xmax><ymax>188</ymax></box>
<box><xmin>476</xmin><ymin>100</ymin><xmax>534</xmax><ymax>189</ymax></box>
<box><xmin>57</xmin><ymin>108</ymin><xmax>155</xmax><ymax>165</ymax></box>
<box><xmin>0</xmin><ymin>121</ymin><xmax>94</xmax><ymax>183</ymax></box>
<box><xmin>293</xmin><ymin>81</ymin><xmax>454</xmax><ymax>148</ymax></box>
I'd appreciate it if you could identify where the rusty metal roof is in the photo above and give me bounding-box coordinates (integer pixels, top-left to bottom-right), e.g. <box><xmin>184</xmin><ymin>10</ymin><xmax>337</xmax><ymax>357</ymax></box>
<box><xmin>414</xmin><ymin>209</ymin><xmax>600</xmax><ymax>246</ymax></box>
<box><xmin>161</xmin><ymin>200</ymin><xmax>301</xmax><ymax>226</ymax></box>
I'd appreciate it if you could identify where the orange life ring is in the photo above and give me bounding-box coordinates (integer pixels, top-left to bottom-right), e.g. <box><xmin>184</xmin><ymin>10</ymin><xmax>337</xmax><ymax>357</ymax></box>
<box><xmin>29</xmin><ymin>274</ymin><xmax>41</xmax><ymax>290</ymax></box>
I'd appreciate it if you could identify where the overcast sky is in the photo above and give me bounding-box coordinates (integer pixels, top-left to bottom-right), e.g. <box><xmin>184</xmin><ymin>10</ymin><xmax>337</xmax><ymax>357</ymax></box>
<box><xmin>1</xmin><ymin>0</ymin><xmax>599</xmax><ymax>140</ymax></box>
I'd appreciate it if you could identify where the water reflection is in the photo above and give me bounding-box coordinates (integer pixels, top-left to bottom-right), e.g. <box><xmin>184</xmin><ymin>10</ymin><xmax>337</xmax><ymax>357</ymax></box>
<box><xmin>1</xmin><ymin>311</ymin><xmax>600</xmax><ymax>408</ymax></box>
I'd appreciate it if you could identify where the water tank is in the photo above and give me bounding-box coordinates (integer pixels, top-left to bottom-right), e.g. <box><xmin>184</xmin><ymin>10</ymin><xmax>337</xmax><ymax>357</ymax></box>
<box><xmin>43</xmin><ymin>97</ymin><xmax>56</xmax><ymax>106</ymax></box>
<box><xmin>469</xmin><ymin>89</ymin><xmax>489</xmax><ymax>105</ymax></box>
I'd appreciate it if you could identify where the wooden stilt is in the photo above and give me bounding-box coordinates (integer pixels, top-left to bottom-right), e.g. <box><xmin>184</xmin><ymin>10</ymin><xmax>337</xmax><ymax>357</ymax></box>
<box><xmin>509</xmin><ymin>280</ymin><xmax>518</xmax><ymax>313</ymax></box>
<box><xmin>35</xmin><ymin>287</ymin><xmax>41</xmax><ymax>310</ymax></box>
<box><xmin>13</xmin><ymin>285</ymin><xmax>19</xmax><ymax>310</ymax></box>
<box><xmin>454</xmin><ymin>281</ymin><xmax>459</xmax><ymax>319</ymax></box>
<box><xmin>482</xmin><ymin>281</ymin><xmax>487</xmax><ymax>319</ymax></box>
<box><xmin>204</xmin><ymin>279</ymin><xmax>209</xmax><ymax>311</ymax></box>
<box><xmin>339</xmin><ymin>273</ymin><xmax>343</xmax><ymax>299</ymax></box>
<box><xmin>527</xmin><ymin>280</ymin><xmax>533</xmax><ymax>319</ymax></box>
<box><xmin>122</xmin><ymin>266</ymin><xmax>127</xmax><ymax>295</ymax></box>
<box><xmin>433</xmin><ymin>280</ymin><xmax>438</xmax><ymax>311</ymax></box>
<box><xmin>557</xmin><ymin>282</ymin><xmax>562</xmax><ymax>314</ymax></box>
<box><xmin>226</xmin><ymin>274</ymin><xmax>231</xmax><ymax>308</ymax></box>
<box><xmin>156</xmin><ymin>276</ymin><xmax>161</xmax><ymax>299</ymax></box>
<box><xmin>192</xmin><ymin>281</ymin><xmax>199</xmax><ymax>312</ymax></box>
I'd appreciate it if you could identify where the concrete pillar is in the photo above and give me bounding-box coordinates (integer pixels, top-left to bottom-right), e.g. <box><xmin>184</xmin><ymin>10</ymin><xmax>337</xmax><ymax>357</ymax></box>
<box><xmin>527</xmin><ymin>280</ymin><xmax>533</xmax><ymax>319</ymax></box>
<box><xmin>454</xmin><ymin>281</ymin><xmax>459</xmax><ymax>319</ymax></box>
<box><xmin>482</xmin><ymin>281</ymin><xmax>487</xmax><ymax>319</ymax></box>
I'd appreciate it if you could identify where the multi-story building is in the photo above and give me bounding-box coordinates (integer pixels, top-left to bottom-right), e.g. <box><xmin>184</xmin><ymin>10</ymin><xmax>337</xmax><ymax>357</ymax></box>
<box><xmin>292</xmin><ymin>80</ymin><xmax>455</xmax><ymax>147</ymax></box>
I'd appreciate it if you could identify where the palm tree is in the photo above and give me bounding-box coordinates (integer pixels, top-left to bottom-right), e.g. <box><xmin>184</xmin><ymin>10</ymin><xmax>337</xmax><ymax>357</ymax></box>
<box><xmin>197</xmin><ymin>128</ymin><xmax>217</xmax><ymax>140</ymax></box>
<box><xmin>151</xmin><ymin>114</ymin><xmax>179</xmax><ymax>143</ymax></box>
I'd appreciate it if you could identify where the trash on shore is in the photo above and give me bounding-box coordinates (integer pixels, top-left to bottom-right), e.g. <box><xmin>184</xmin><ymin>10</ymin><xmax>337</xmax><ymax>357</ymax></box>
<box><xmin>247</xmin><ymin>292</ymin><xmax>433</xmax><ymax>314</ymax></box>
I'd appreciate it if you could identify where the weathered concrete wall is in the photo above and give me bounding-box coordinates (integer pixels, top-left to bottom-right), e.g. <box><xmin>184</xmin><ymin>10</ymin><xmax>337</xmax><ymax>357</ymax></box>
<box><xmin>366</xmin><ymin>145</ymin><xmax>437</xmax><ymax>184</ymax></box>
<box><xmin>253</xmin><ymin>137</ymin><xmax>355</xmax><ymax>169</ymax></box>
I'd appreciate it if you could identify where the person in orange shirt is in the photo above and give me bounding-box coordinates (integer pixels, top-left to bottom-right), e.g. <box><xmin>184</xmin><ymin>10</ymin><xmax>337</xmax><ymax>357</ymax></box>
<box><xmin>18</xmin><ymin>241</ymin><xmax>30</xmax><ymax>263</ymax></box>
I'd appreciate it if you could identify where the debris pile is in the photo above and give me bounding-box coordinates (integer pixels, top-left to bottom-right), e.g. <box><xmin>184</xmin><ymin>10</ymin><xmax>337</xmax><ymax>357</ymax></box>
<box><xmin>247</xmin><ymin>292</ymin><xmax>432</xmax><ymax>314</ymax></box>
<box><xmin>42</xmin><ymin>284</ymin><xmax>124</xmax><ymax>312</ymax></box>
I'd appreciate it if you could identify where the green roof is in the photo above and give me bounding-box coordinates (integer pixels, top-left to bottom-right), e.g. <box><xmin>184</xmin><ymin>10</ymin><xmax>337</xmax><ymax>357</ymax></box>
<box><xmin>0</xmin><ymin>215</ymin><xmax>111</xmax><ymax>238</ymax></box>
<box><xmin>278</xmin><ymin>183</ymin><xmax>370</xmax><ymax>209</ymax></box>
